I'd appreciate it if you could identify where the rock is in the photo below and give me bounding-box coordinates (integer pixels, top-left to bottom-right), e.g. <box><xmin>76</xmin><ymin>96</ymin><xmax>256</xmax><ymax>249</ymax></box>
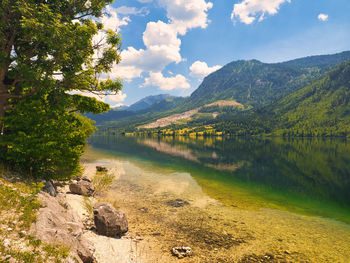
<box><xmin>81</xmin><ymin>176</ymin><xmax>92</xmax><ymax>183</ymax></box>
<box><xmin>30</xmin><ymin>192</ymin><xmax>96</xmax><ymax>263</ymax></box>
<box><xmin>96</xmin><ymin>166</ymin><xmax>108</xmax><ymax>172</ymax></box>
<box><xmin>166</xmin><ymin>199</ymin><xmax>190</xmax><ymax>208</ymax></box>
<box><xmin>93</xmin><ymin>203</ymin><xmax>128</xmax><ymax>237</ymax></box>
<box><xmin>42</xmin><ymin>180</ymin><xmax>57</xmax><ymax>197</ymax></box>
<box><xmin>69</xmin><ymin>181</ymin><xmax>95</xmax><ymax>196</ymax></box>
<box><xmin>171</xmin><ymin>246</ymin><xmax>192</xmax><ymax>258</ymax></box>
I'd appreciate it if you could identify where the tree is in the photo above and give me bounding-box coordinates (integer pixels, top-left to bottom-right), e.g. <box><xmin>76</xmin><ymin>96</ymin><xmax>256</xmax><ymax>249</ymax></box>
<box><xmin>0</xmin><ymin>0</ymin><xmax>123</xmax><ymax>177</ymax></box>
<box><xmin>0</xmin><ymin>0</ymin><xmax>122</xmax><ymax>129</ymax></box>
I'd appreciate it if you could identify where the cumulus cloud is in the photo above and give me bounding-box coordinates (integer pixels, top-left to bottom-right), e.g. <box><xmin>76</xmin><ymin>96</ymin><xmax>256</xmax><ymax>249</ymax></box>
<box><xmin>318</xmin><ymin>13</ymin><xmax>328</xmax><ymax>22</ymax></box>
<box><xmin>159</xmin><ymin>0</ymin><xmax>213</xmax><ymax>35</ymax></box>
<box><xmin>190</xmin><ymin>61</ymin><xmax>222</xmax><ymax>79</ymax></box>
<box><xmin>108</xmin><ymin>0</ymin><xmax>213</xmax><ymax>90</ymax></box>
<box><xmin>144</xmin><ymin>72</ymin><xmax>191</xmax><ymax>90</ymax></box>
<box><xmin>231</xmin><ymin>0</ymin><xmax>291</xmax><ymax>25</ymax></box>
<box><xmin>116</xmin><ymin>6</ymin><xmax>149</xmax><ymax>16</ymax></box>
<box><xmin>101</xmin><ymin>6</ymin><xmax>130</xmax><ymax>31</ymax></box>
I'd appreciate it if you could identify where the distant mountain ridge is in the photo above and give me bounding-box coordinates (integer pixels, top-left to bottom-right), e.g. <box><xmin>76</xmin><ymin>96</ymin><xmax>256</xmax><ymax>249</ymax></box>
<box><xmin>127</xmin><ymin>94</ymin><xmax>172</xmax><ymax>112</ymax></box>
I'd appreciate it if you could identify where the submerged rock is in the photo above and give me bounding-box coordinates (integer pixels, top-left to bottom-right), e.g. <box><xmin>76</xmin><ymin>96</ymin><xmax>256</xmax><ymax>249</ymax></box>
<box><xmin>96</xmin><ymin>166</ymin><xmax>108</xmax><ymax>172</ymax></box>
<box><xmin>171</xmin><ymin>246</ymin><xmax>192</xmax><ymax>258</ymax></box>
<box><xmin>69</xmin><ymin>181</ymin><xmax>95</xmax><ymax>196</ymax></box>
<box><xmin>166</xmin><ymin>199</ymin><xmax>190</xmax><ymax>208</ymax></box>
<box><xmin>93</xmin><ymin>203</ymin><xmax>128</xmax><ymax>237</ymax></box>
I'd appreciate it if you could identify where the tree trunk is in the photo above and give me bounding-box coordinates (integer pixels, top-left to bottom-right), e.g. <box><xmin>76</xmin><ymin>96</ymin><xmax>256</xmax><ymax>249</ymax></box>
<box><xmin>0</xmin><ymin>85</ymin><xmax>9</xmax><ymax>137</ymax></box>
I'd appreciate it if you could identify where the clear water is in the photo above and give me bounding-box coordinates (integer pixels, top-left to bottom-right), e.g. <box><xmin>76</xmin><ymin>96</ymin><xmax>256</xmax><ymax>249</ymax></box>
<box><xmin>86</xmin><ymin>135</ymin><xmax>350</xmax><ymax>262</ymax></box>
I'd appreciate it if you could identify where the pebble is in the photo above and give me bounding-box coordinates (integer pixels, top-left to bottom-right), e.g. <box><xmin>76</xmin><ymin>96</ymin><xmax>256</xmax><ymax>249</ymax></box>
<box><xmin>5</xmin><ymin>255</ymin><xmax>11</xmax><ymax>260</ymax></box>
<box><xmin>7</xmin><ymin>227</ymin><xmax>13</xmax><ymax>231</ymax></box>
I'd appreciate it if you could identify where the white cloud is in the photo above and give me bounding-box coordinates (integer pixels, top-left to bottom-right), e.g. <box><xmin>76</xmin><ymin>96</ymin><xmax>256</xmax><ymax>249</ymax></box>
<box><xmin>144</xmin><ymin>72</ymin><xmax>190</xmax><ymax>90</ymax></box>
<box><xmin>190</xmin><ymin>61</ymin><xmax>221</xmax><ymax>79</ymax></box>
<box><xmin>159</xmin><ymin>0</ymin><xmax>213</xmax><ymax>35</ymax></box>
<box><xmin>116</xmin><ymin>6</ymin><xmax>149</xmax><ymax>16</ymax></box>
<box><xmin>102</xmin><ymin>6</ymin><xmax>130</xmax><ymax>31</ymax></box>
<box><xmin>318</xmin><ymin>13</ymin><xmax>328</xmax><ymax>22</ymax></box>
<box><xmin>231</xmin><ymin>0</ymin><xmax>291</xmax><ymax>25</ymax></box>
<box><xmin>107</xmin><ymin>0</ymin><xmax>213</xmax><ymax>91</ymax></box>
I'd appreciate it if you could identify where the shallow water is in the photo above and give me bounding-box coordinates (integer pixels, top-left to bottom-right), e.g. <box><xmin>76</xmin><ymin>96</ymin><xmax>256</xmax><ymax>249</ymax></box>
<box><xmin>85</xmin><ymin>135</ymin><xmax>350</xmax><ymax>262</ymax></box>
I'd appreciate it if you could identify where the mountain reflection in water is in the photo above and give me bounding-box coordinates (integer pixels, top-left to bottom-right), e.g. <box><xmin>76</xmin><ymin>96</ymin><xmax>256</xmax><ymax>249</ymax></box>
<box><xmin>89</xmin><ymin>135</ymin><xmax>350</xmax><ymax>224</ymax></box>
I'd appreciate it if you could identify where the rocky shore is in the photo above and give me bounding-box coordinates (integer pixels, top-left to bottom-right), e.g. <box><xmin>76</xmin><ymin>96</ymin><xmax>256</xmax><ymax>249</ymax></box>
<box><xmin>0</xmin><ymin>167</ymin><xmax>143</xmax><ymax>263</ymax></box>
<box><xmin>31</xmin><ymin>169</ymin><xmax>141</xmax><ymax>263</ymax></box>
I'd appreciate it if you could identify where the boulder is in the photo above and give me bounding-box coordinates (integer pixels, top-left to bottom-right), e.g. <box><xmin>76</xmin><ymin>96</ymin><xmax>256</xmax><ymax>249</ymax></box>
<box><xmin>42</xmin><ymin>180</ymin><xmax>57</xmax><ymax>197</ymax></box>
<box><xmin>30</xmin><ymin>192</ymin><xmax>96</xmax><ymax>263</ymax></box>
<box><xmin>69</xmin><ymin>181</ymin><xmax>95</xmax><ymax>196</ymax></box>
<box><xmin>93</xmin><ymin>203</ymin><xmax>128</xmax><ymax>237</ymax></box>
<box><xmin>81</xmin><ymin>176</ymin><xmax>92</xmax><ymax>183</ymax></box>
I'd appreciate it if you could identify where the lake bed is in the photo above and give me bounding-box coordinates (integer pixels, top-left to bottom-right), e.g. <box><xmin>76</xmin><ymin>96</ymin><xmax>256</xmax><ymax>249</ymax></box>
<box><xmin>84</xmin><ymin>136</ymin><xmax>350</xmax><ymax>262</ymax></box>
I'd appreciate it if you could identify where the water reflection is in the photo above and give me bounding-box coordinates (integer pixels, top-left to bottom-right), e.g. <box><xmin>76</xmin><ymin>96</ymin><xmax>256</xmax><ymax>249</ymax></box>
<box><xmin>89</xmin><ymin>135</ymin><xmax>350</xmax><ymax>223</ymax></box>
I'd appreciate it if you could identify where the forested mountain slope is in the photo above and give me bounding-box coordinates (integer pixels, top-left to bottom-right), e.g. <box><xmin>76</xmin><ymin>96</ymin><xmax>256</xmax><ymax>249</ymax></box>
<box><xmin>271</xmin><ymin>60</ymin><xmax>350</xmax><ymax>136</ymax></box>
<box><xmin>189</xmin><ymin>51</ymin><xmax>350</xmax><ymax>108</ymax></box>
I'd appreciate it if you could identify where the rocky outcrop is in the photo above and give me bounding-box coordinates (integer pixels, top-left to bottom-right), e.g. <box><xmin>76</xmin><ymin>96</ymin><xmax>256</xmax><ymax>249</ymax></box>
<box><xmin>69</xmin><ymin>180</ymin><xmax>95</xmax><ymax>196</ymax></box>
<box><xmin>93</xmin><ymin>203</ymin><xmax>128</xmax><ymax>237</ymax></box>
<box><xmin>30</xmin><ymin>192</ymin><xmax>96</xmax><ymax>263</ymax></box>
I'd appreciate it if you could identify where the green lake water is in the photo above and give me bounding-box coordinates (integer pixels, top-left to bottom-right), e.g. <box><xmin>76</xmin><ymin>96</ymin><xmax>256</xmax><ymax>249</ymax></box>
<box><xmin>87</xmin><ymin>135</ymin><xmax>350</xmax><ymax>262</ymax></box>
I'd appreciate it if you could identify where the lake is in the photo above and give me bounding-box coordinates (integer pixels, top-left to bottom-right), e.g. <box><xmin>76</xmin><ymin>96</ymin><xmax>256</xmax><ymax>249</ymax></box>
<box><xmin>85</xmin><ymin>135</ymin><xmax>350</xmax><ymax>262</ymax></box>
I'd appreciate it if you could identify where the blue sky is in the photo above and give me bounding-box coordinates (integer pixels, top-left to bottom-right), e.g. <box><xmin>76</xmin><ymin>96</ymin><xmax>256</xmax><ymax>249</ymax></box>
<box><xmin>98</xmin><ymin>0</ymin><xmax>350</xmax><ymax>107</ymax></box>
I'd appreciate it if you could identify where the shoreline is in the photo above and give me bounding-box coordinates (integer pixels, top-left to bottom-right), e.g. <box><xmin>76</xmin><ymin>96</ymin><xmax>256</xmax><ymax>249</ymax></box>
<box><xmin>2</xmin><ymin>151</ymin><xmax>350</xmax><ymax>262</ymax></box>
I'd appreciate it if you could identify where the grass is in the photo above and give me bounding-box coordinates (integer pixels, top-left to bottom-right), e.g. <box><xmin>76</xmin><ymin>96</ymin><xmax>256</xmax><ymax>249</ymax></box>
<box><xmin>92</xmin><ymin>171</ymin><xmax>115</xmax><ymax>196</ymax></box>
<box><xmin>83</xmin><ymin>195</ymin><xmax>95</xmax><ymax>218</ymax></box>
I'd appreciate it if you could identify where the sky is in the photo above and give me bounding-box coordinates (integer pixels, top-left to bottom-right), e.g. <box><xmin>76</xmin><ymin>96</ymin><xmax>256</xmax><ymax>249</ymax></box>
<box><xmin>95</xmin><ymin>0</ymin><xmax>350</xmax><ymax>107</ymax></box>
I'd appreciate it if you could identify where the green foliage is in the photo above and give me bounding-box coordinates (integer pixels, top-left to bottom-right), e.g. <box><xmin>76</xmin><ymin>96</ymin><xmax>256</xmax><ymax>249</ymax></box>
<box><xmin>0</xmin><ymin>91</ymin><xmax>98</xmax><ymax>179</ymax></box>
<box><xmin>0</xmin><ymin>0</ymin><xmax>123</xmax><ymax>179</ymax></box>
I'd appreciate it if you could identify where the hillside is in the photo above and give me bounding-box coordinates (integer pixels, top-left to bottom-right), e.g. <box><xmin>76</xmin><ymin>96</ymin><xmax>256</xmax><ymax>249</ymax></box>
<box><xmin>189</xmin><ymin>51</ymin><xmax>350</xmax><ymax>108</ymax></box>
<box><xmin>184</xmin><ymin>60</ymin><xmax>350</xmax><ymax>137</ymax></box>
<box><xmin>271</xmin><ymin>60</ymin><xmax>350</xmax><ymax>136</ymax></box>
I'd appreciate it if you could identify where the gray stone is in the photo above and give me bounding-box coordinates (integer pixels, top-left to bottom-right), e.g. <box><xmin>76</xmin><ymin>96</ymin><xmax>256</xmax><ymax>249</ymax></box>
<box><xmin>42</xmin><ymin>180</ymin><xmax>57</xmax><ymax>197</ymax></box>
<box><xmin>69</xmin><ymin>181</ymin><xmax>95</xmax><ymax>196</ymax></box>
<box><xmin>171</xmin><ymin>246</ymin><xmax>192</xmax><ymax>258</ymax></box>
<box><xmin>93</xmin><ymin>203</ymin><xmax>128</xmax><ymax>237</ymax></box>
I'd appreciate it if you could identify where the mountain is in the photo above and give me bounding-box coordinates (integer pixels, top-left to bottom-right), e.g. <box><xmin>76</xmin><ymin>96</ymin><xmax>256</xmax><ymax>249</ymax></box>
<box><xmin>271</xmin><ymin>60</ymin><xmax>350</xmax><ymax>136</ymax></box>
<box><xmin>127</xmin><ymin>94</ymin><xmax>172</xmax><ymax>112</ymax></box>
<box><xmin>90</xmin><ymin>51</ymin><xmax>350</xmax><ymax>133</ymax></box>
<box><xmin>189</xmin><ymin>51</ymin><xmax>350</xmax><ymax>108</ymax></box>
<box><xmin>193</xmin><ymin>59</ymin><xmax>350</xmax><ymax>137</ymax></box>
